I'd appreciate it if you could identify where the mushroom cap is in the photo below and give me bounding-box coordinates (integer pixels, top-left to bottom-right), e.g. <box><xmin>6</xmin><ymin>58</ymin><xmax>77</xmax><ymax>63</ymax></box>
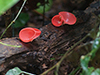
<box><xmin>59</xmin><ymin>11</ymin><xmax>77</xmax><ymax>25</ymax></box>
<box><xmin>51</xmin><ymin>15</ymin><xmax>63</xmax><ymax>27</ymax></box>
<box><xmin>19</xmin><ymin>27</ymin><xmax>41</xmax><ymax>43</ymax></box>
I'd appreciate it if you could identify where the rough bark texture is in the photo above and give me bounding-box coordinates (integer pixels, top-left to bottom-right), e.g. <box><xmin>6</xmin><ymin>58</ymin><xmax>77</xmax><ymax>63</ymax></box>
<box><xmin>0</xmin><ymin>0</ymin><xmax>99</xmax><ymax>75</ymax></box>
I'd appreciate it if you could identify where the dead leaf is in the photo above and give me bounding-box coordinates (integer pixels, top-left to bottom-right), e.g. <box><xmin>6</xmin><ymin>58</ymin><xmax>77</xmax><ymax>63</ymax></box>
<box><xmin>42</xmin><ymin>63</ymin><xmax>48</xmax><ymax>69</ymax></box>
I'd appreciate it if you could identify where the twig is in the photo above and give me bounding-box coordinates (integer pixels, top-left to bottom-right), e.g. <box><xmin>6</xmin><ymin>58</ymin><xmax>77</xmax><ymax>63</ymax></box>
<box><xmin>0</xmin><ymin>42</ymin><xmax>21</xmax><ymax>47</ymax></box>
<box><xmin>0</xmin><ymin>0</ymin><xmax>27</xmax><ymax>39</ymax></box>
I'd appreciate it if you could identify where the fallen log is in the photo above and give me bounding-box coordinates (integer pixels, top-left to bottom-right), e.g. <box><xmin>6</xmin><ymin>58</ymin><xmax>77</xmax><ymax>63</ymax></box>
<box><xmin>0</xmin><ymin>1</ymin><xmax>99</xmax><ymax>74</ymax></box>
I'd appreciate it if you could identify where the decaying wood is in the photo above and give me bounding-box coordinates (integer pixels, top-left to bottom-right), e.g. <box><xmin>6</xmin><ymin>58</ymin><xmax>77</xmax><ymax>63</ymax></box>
<box><xmin>0</xmin><ymin>1</ymin><xmax>99</xmax><ymax>75</ymax></box>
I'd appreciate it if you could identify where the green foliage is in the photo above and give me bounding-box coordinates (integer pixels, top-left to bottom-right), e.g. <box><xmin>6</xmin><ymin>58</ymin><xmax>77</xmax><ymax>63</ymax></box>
<box><xmin>0</xmin><ymin>0</ymin><xmax>19</xmax><ymax>15</ymax></box>
<box><xmin>6</xmin><ymin>67</ymin><xmax>35</xmax><ymax>75</ymax></box>
<box><xmin>50</xmin><ymin>58</ymin><xmax>55</xmax><ymax>60</ymax></box>
<box><xmin>13</xmin><ymin>12</ymin><xmax>29</xmax><ymax>28</ymax></box>
<box><xmin>80</xmin><ymin>25</ymin><xmax>100</xmax><ymax>75</ymax></box>
<box><xmin>6</xmin><ymin>67</ymin><xmax>22</xmax><ymax>75</ymax></box>
<box><xmin>69</xmin><ymin>66</ymin><xmax>80</xmax><ymax>75</ymax></box>
<box><xmin>91</xmin><ymin>69</ymin><xmax>100</xmax><ymax>75</ymax></box>
<box><xmin>36</xmin><ymin>0</ymin><xmax>52</xmax><ymax>14</ymax></box>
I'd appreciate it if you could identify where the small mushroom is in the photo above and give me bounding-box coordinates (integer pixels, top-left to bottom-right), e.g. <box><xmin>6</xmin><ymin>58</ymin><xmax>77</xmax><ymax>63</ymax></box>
<box><xmin>59</xmin><ymin>11</ymin><xmax>77</xmax><ymax>25</ymax></box>
<box><xmin>19</xmin><ymin>27</ymin><xmax>41</xmax><ymax>43</ymax></box>
<box><xmin>51</xmin><ymin>15</ymin><xmax>63</xmax><ymax>27</ymax></box>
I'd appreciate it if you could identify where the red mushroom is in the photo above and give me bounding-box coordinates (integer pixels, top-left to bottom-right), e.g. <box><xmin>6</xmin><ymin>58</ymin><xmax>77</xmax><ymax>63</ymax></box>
<box><xmin>51</xmin><ymin>15</ymin><xmax>63</xmax><ymax>27</ymax></box>
<box><xmin>59</xmin><ymin>11</ymin><xmax>77</xmax><ymax>25</ymax></box>
<box><xmin>19</xmin><ymin>27</ymin><xmax>41</xmax><ymax>43</ymax></box>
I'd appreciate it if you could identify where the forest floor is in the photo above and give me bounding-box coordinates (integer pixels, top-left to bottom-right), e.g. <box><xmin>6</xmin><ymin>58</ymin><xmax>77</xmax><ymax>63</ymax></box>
<box><xmin>0</xmin><ymin>0</ymin><xmax>99</xmax><ymax>75</ymax></box>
